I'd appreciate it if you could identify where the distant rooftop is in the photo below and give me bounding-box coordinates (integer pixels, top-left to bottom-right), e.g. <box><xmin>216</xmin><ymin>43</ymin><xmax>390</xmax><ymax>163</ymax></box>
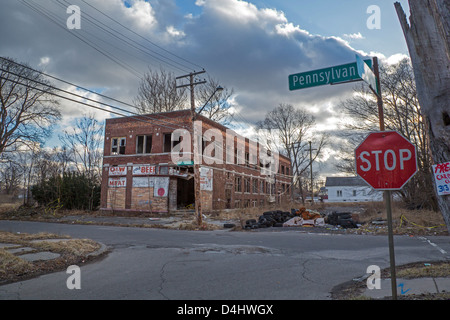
<box><xmin>325</xmin><ymin>176</ymin><xmax>368</xmax><ymax>187</ymax></box>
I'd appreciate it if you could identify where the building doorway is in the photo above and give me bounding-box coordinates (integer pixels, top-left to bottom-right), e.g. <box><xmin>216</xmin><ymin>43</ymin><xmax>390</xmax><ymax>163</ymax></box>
<box><xmin>177</xmin><ymin>178</ymin><xmax>195</xmax><ymax>209</ymax></box>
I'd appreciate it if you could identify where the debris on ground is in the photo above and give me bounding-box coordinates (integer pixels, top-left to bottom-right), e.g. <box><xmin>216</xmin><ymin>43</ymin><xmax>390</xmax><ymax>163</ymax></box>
<box><xmin>325</xmin><ymin>211</ymin><xmax>359</xmax><ymax>228</ymax></box>
<box><xmin>243</xmin><ymin>207</ymin><xmax>362</xmax><ymax>230</ymax></box>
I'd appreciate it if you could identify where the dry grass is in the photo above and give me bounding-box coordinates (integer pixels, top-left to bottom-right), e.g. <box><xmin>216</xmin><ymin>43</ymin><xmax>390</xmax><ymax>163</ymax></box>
<box><xmin>0</xmin><ymin>195</ymin><xmax>22</xmax><ymax>213</ymax></box>
<box><xmin>396</xmin><ymin>262</ymin><xmax>450</xmax><ymax>279</ymax></box>
<box><xmin>0</xmin><ymin>231</ymin><xmax>103</xmax><ymax>284</ymax></box>
<box><xmin>358</xmin><ymin>202</ymin><xmax>448</xmax><ymax>235</ymax></box>
<box><xmin>31</xmin><ymin>239</ymin><xmax>101</xmax><ymax>256</ymax></box>
<box><xmin>0</xmin><ymin>249</ymin><xmax>34</xmax><ymax>276</ymax></box>
<box><xmin>0</xmin><ymin>231</ymin><xmax>71</xmax><ymax>244</ymax></box>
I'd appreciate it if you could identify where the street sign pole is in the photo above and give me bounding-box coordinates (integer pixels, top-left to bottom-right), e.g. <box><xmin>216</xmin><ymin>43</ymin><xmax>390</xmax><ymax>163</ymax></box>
<box><xmin>372</xmin><ymin>56</ymin><xmax>397</xmax><ymax>300</ymax></box>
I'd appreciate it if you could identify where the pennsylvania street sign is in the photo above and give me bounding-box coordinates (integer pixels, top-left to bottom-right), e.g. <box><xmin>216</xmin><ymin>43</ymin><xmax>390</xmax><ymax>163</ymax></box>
<box><xmin>288</xmin><ymin>59</ymin><xmax>372</xmax><ymax>91</ymax></box>
<box><xmin>356</xmin><ymin>55</ymin><xmax>379</xmax><ymax>95</ymax></box>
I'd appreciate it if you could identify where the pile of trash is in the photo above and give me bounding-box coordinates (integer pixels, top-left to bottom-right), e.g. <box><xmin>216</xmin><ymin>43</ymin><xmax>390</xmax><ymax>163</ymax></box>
<box><xmin>244</xmin><ymin>207</ymin><xmax>325</xmax><ymax>229</ymax></box>
<box><xmin>326</xmin><ymin>211</ymin><xmax>358</xmax><ymax>229</ymax></box>
<box><xmin>243</xmin><ymin>208</ymin><xmax>359</xmax><ymax>230</ymax></box>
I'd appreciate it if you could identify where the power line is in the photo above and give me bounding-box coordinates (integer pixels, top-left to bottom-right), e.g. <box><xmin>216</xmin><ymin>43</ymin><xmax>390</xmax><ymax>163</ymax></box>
<box><xmin>54</xmin><ymin>0</ymin><xmax>193</xmax><ymax>74</ymax></box>
<box><xmin>19</xmin><ymin>0</ymin><xmax>144</xmax><ymax>79</ymax></box>
<box><xmin>16</xmin><ymin>0</ymin><xmax>208</xmax><ymax>128</ymax></box>
<box><xmin>0</xmin><ymin>74</ymin><xmax>190</xmax><ymax>131</ymax></box>
<box><xmin>78</xmin><ymin>0</ymin><xmax>205</xmax><ymax>72</ymax></box>
<box><xmin>0</xmin><ymin>65</ymin><xmax>190</xmax><ymax>131</ymax></box>
<box><xmin>0</xmin><ymin>56</ymin><xmax>131</xmax><ymax>109</ymax></box>
<box><xmin>0</xmin><ymin>57</ymin><xmax>192</xmax><ymax>131</ymax></box>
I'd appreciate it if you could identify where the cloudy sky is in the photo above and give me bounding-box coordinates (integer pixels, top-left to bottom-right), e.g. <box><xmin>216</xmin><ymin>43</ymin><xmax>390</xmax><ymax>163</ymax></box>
<box><xmin>0</xmin><ymin>0</ymin><xmax>411</xmax><ymax>179</ymax></box>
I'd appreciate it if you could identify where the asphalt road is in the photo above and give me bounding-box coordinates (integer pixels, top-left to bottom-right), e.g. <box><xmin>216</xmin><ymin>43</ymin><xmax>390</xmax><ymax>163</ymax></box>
<box><xmin>0</xmin><ymin>220</ymin><xmax>449</xmax><ymax>300</ymax></box>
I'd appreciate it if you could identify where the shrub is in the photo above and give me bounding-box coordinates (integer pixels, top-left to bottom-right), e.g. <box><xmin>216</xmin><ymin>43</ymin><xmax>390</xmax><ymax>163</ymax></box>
<box><xmin>31</xmin><ymin>172</ymin><xmax>100</xmax><ymax>211</ymax></box>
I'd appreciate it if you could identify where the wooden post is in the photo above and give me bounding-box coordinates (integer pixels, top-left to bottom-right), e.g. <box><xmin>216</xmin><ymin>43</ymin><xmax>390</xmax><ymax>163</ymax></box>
<box><xmin>373</xmin><ymin>56</ymin><xmax>397</xmax><ymax>300</ymax></box>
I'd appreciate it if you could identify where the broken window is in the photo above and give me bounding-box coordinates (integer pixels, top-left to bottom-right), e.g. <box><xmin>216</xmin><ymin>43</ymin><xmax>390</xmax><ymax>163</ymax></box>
<box><xmin>112</xmin><ymin>137</ymin><xmax>126</xmax><ymax>155</ymax></box>
<box><xmin>136</xmin><ymin>135</ymin><xmax>152</xmax><ymax>154</ymax></box>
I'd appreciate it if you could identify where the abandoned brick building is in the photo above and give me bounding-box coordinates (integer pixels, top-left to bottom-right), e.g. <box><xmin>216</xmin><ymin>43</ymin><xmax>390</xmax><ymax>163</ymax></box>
<box><xmin>100</xmin><ymin>109</ymin><xmax>292</xmax><ymax>214</ymax></box>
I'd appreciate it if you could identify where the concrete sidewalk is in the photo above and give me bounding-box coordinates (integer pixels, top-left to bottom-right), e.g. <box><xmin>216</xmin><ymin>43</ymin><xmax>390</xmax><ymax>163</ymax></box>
<box><xmin>363</xmin><ymin>277</ymin><xmax>450</xmax><ymax>299</ymax></box>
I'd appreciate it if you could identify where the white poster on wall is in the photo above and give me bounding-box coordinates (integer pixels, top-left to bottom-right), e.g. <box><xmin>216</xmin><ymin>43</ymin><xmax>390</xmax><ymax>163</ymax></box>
<box><xmin>132</xmin><ymin>176</ymin><xmax>169</xmax><ymax>197</ymax></box>
<box><xmin>200</xmin><ymin>167</ymin><xmax>213</xmax><ymax>191</ymax></box>
<box><xmin>153</xmin><ymin>177</ymin><xmax>169</xmax><ymax>197</ymax></box>
<box><xmin>132</xmin><ymin>177</ymin><xmax>154</xmax><ymax>188</ymax></box>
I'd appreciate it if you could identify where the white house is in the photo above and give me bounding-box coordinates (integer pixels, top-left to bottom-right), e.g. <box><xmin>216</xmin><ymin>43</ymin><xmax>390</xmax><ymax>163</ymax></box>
<box><xmin>324</xmin><ymin>176</ymin><xmax>383</xmax><ymax>202</ymax></box>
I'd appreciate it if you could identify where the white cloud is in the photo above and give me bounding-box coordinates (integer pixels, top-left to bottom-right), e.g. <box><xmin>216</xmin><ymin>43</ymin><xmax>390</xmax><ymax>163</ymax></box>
<box><xmin>38</xmin><ymin>56</ymin><xmax>50</xmax><ymax>67</ymax></box>
<box><xmin>122</xmin><ymin>0</ymin><xmax>157</xmax><ymax>30</ymax></box>
<box><xmin>343</xmin><ymin>32</ymin><xmax>365</xmax><ymax>40</ymax></box>
<box><xmin>385</xmin><ymin>53</ymin><xmax>409</xmax><ymax>65</ymax></box>
<box><xmin>166</xmin><ymin>25</ymin><xmax>185</xmax><ymax>38</ymax></box>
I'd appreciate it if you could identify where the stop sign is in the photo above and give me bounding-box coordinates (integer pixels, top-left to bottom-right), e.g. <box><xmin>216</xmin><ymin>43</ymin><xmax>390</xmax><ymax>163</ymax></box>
<box><xmin>355</xmin><ymin>131</ymin><xmax>418</xmax><ymax>190</ymax></box>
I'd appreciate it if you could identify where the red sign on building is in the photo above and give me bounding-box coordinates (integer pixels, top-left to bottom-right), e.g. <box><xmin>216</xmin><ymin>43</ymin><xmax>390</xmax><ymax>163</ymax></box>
<box><xmin>355</xmin><ymin>131</ymin><xmax>418</xmax><ymax>190</ymax></box>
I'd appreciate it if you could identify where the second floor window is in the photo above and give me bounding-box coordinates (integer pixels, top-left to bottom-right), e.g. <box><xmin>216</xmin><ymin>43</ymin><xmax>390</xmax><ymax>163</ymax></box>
<box><xmin>136</xmin><ymin>135</ymin><xmax>152</xmax><ymax>154</ymax></box>
<box><xmin>112</xmin><ymin>137</ymin><xmax>126</xmax><ymax>155</ymax></box>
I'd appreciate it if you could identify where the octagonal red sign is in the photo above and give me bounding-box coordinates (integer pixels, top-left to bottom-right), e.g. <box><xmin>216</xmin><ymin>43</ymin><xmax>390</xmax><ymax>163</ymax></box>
<box><xmin>355</xmin><ymin>131</ymin><xmax>418</xmax><ymax>190</ymax></box>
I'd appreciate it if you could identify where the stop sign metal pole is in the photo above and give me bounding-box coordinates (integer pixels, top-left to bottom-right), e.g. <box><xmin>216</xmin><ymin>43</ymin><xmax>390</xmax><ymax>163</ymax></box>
<box><xmin>373</xmin><ymin>57</ymin><xmax>398</xmax><ymax>300</ymax></box>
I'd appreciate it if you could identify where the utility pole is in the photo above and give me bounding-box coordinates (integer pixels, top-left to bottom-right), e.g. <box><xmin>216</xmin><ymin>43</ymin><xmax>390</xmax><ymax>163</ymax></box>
<box><xmin>176</xmin><ymin>71</ymin><xmax>206</xmax><ymax>226</ymax></box>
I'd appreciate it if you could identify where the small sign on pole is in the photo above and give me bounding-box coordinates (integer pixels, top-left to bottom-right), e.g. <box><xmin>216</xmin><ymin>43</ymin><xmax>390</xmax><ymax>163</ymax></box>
<box><xmin>432</xmin><ymin>162</ymin><xmax>450</xmax><ymax>195</ymax></box>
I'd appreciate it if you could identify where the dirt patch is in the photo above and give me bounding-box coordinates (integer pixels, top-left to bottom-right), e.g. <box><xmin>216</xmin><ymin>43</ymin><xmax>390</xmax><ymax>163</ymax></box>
<box><xmin>0</xmin><ymin>231</ymin><xmax>106</xmax><ymax>285</ymax></box>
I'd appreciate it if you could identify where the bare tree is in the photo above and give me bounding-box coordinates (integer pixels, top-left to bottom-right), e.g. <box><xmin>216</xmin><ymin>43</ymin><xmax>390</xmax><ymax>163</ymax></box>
<box><xmin>15</xmin><ymin>142</ymin><xmax>41</xmax><ymax>205</ymax></box>
<box><xmin>59</xmin><ymin>114</ymin><xmax>104</xmax><ymax>182</ymax></box>
<box><xmin>196</xmin><ymin>76</ymin><xmax>234</xmax><ymax>125</ymax></box>
<box><xmin>0</xmin><ymin>57</ymin><xmax>61</xmax><ymax>155</ymax></box>
<box><xmin>394</xmin><ymin>1</ymin><xmax>450</xmax><ymax>232</ymax></box>
<box><xmin>257</xmin><ymin>103</ymin><xmax>327</xmax><ymax>204</ymax></box>
<box><xmin>134</xmin><ymin>67</ymin><xmax>188</xmax><ymax>114</ymax></box>
<box><xmin>0</xmin><ymin>156</ymin><xmax>22</xmax><ymax>196</ymax></box>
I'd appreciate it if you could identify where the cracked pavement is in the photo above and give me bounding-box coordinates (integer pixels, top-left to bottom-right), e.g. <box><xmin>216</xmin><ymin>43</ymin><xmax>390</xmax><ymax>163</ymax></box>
<box><xmin>0</xmin><ymin>220</ymin><xmax>448</xmax><ymax>299</ymax></box>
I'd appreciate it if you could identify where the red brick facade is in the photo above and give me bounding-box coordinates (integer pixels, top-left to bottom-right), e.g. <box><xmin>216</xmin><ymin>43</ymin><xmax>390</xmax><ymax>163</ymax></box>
<box><xmin>100</xmin><ymin>109</ymin><xmax>292</xmax><ymax>214</ymax></box>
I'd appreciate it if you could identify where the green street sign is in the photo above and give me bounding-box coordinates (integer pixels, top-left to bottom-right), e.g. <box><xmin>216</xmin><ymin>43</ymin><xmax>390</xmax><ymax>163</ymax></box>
<box><xmin>356</xmin><ymin>55</ymin><xmax>379</xmax><ymax>95</ymax></box>
<box><xmin>288</xmin><ymin>59</ymin><xmax>372</xmax><ymax>91</ymax></box>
